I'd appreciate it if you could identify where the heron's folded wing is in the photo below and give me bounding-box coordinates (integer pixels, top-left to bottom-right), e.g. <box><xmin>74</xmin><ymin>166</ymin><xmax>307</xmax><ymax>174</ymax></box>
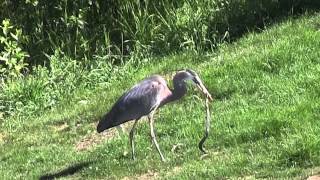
<box><xmin>97</xmin><ymin>77</ymin><xmax>165</xmax><ymax>132</ymax></box>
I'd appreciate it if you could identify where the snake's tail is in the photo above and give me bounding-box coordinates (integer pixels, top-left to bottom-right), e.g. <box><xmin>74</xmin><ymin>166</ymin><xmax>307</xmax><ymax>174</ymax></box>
<box><xmin>199</xmin><ymin>98</ymin><xmax>211</xmax><ymax>154</ymax></box>
<box><xmin>199</xmin><ymin>131</ymin><xmax>208</xmax><ymax>153</ymax></box>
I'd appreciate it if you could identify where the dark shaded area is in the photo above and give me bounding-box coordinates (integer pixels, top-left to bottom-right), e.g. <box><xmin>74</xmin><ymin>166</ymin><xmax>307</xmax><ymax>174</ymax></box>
<box><xmin>1</xmin><ymin>0</ymin><xmax>320</xmax><ymax>67</ymax></box>
<box><xmin>39</xmin><ymin>161</ymin><xmax>93</xmax><ymax>180</ymax></box>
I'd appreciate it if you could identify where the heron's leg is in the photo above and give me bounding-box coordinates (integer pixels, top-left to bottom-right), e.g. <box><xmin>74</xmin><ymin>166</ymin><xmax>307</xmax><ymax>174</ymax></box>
<box><xmin>129</xmin><ymin>120</ymin><xmax>139</xmax><ymax>160</ymax></box>
<box><xmin>148</xmin><ymin>110</ymin><xmax>165</xmax><ymax>162</ymax></box>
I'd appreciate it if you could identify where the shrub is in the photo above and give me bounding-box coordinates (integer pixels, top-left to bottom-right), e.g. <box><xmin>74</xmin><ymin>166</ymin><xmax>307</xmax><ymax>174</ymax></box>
<box><xmin>1</xmin><ymin>0</ymin><xmax>320</xmax><ymax>65</ymax></box>
<box><xmin>0</xmin><ymin>19</ymin><xmax>29</xmax><ymax>81</ymax></box>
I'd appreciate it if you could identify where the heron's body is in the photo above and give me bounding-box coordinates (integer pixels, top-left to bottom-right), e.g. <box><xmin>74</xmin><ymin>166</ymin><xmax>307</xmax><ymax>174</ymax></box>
<box><xmin>97</xmin><ymin>69</ymin><xmax>212</xmax><ymax>161</ymax></box>
<box><xmin>97</xmin><ymin>75</ymin><xmax>174</xmax><ymax>132</ymax></box>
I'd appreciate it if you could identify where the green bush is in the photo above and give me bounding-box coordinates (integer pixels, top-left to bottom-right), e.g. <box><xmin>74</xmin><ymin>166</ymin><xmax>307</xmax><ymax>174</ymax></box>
<box><xmin>1</xmin><ymin>0</ymin><xmax>319</xmax><ymax>66</ymax></box>
<box><xmin>0</xmin><ymin>19</ymin><xmax>29</xmax><ymax>81</ymax></box>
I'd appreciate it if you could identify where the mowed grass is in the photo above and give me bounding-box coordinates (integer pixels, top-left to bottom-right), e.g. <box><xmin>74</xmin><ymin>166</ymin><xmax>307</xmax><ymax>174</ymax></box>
<box><xmin>1</xmin><ymin>13</ymin><xmax>320</xmax><ymax>179</ymax></box>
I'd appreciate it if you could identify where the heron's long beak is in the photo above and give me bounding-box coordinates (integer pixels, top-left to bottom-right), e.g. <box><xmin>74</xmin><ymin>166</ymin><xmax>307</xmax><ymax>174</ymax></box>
<box><xmin>194</xmin><ymin>77</ymin><xmax>213</xmax><ymax>101</ymax></box>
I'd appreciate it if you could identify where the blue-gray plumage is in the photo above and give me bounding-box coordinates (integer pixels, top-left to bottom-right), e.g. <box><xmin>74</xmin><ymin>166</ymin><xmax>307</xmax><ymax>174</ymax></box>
<box><xmin>97</xmin><ymin>69</ymin><xmax>212</xmax><ymax>161</ymax></box>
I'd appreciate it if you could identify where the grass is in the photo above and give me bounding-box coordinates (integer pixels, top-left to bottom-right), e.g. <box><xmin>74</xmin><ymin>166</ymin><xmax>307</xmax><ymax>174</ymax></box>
<box><xmin>1</xmin><ymin>13</ymin><xmax>320</xmax><ymax>179</ymax></box>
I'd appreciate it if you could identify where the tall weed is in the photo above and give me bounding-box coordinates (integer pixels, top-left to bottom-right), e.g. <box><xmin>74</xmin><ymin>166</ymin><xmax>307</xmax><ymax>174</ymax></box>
<box><xmin>0</xmin><ymin>50</ymin><xmax>116</xmax><ymax>119</ymax></box>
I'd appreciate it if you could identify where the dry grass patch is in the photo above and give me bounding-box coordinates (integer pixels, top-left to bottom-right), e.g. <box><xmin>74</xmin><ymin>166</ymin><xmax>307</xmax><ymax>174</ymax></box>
<box><xmin>122</xmin><ymin>170</ymin><xmax>158</xmax><ymax>180</ymax></box>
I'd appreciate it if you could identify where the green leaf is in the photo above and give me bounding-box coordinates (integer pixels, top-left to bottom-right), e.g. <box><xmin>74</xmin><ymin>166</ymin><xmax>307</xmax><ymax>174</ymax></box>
<box><xmin>10</xmin><ymin>32</ymin><xmax>18</xmax><ymax>41</ymax></box>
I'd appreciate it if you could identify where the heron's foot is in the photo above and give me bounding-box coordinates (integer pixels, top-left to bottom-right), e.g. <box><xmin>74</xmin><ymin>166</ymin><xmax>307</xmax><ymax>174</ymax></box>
<box><xmin>159</xmin><ymin>152</ymin><xmax>166</xmax><ymax>162</ymax></box>
<box><xmin>171</xmin><ymin>143</ymin><xmax>184</xmax><ymax>153</ymax></box>
<box><xmin>200</xmin><ymin>153</ymin><xmax>209</xmax><ymax>160</ymax></box>
<box><xmin>132</xmin><ymin>155</ymin><xmax>136</xmax><ymax>161</ymax></box>
<box><xmin>160</xmin><ymin>156</ymin><xmax>166</xmax><ymax>162</ymax></box>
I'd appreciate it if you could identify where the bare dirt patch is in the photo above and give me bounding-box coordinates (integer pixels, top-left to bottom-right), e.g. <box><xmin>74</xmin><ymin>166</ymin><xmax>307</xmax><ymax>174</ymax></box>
<box><xmin>53</xmin><ymin>122</ymin><xmax>70</xmax><ymax>132</ymax></box>
<box><xmin>308</xmin><ymin>175</ymin><xmax>320</xmax><ymax>180</ymax></box>
<box><xmin>122</xmin><ymin>166</ymin><xmax>181</xmax><ymax>180</ymax></box>
<box><xmin>165</xmin><ymin>166</ymin><xmax>182</xmax><ymax>177</ymax></box>
<box><xmin>75</xmin><ymin>123</ymin><xmax>120</xmax><ymax>151</ymax></box>
<box><xmin>75</xmin><ymin>120</ymin><xmax>140</xmax><ymax>151</ymax></box>
<box><xmin>122</xmin><ymin>170</ymin><xmax>159</xmax><ymax>180</ymax></box>
<box><xmin>301</xmin><ymin>166</ymin><xmax>320</xmax><ymax>180</ymax></box>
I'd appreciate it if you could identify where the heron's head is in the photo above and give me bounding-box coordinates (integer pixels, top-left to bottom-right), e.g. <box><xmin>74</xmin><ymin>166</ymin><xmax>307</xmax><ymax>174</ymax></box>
<box><xmin>177</xmin><ymin>69</ymin><xmax>213</xmax><ymax>101</ymax></box>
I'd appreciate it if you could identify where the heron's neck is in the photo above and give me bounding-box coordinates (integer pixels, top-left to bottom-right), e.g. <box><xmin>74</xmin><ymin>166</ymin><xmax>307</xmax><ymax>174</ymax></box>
<box><xmin>170</xmin><ymin>81</ymin><xmax>187</xmax><ymax>102</ymax></box>
<box><xmin>161</xmin><ymin>76</ymin><xmax>187</xmax><ymax>106</ymax></box>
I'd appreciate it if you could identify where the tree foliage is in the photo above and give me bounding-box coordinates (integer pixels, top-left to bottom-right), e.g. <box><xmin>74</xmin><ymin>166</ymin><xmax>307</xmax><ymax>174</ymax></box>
<box><xmin>0</xmin><ymin>0</ymin><xmax>319</xmax><ymax>68</ymax></box>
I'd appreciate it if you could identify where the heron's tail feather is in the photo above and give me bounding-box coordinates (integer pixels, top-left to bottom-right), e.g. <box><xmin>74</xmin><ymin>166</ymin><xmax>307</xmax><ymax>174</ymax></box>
<box><xmin>97</xmin><ymin>111</ymin><xmax>116</xmax><ymax>133</ymax></box>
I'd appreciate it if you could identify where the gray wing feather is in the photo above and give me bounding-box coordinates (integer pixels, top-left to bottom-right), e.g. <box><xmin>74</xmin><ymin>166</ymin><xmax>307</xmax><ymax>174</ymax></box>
<box><xmin>97</xmin><ymin>77</ymin><xmax>163</xmax><ymax>132</ymax></box>
<box><xmin>119</xmin><ymin>78</ymin><xmax>161</xmax><ymax>116</ymax></box>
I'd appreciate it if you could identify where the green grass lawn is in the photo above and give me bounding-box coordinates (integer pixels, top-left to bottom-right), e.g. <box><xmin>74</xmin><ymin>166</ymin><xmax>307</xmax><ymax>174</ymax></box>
<box><xmin>1</xmin><ymin>13</ymin><xmax>320</xmax><ymax>179</ymax></box>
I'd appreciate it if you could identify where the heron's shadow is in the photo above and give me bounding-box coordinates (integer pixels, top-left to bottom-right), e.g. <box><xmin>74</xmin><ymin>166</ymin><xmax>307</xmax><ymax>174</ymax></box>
<box><xmin>39</xmin><ymin>161</ymin><xmax>94</xmax><ymax>180</ymax></box>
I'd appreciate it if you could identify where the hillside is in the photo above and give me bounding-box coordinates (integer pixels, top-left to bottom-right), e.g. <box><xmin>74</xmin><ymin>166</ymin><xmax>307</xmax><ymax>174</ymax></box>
<box><xmin>1</xmin><ymin>13</ymin><xmax>320</xmax><ymax>179</ymax></box>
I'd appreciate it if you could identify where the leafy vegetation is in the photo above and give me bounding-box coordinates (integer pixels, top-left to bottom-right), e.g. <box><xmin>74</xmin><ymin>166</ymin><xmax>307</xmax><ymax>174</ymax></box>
<box><xmin>1</xmin><ymin>0</ymin><xmax>320</xmax><ymax>65</ymax></box>
<box><xmin>1</xmin><ymin>12</ymin><xmax>320</xmax><ymax>179</ymax></box>
<box><xmin>0</xmin><ymin>19</ymin><xmax>29</xmax><ymax>80</ymax></box>
<box><xmin>1</xmin><ymin>0</ymin><xmax>320</xmax><ymax>121</ymax></box>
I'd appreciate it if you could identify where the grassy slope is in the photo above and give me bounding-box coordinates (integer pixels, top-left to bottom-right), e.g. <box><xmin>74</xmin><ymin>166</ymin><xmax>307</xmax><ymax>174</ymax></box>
<box><xmin>1</xmin><ymin>14</ymin><xmax>320</xmax><ymax>179</ymax></box>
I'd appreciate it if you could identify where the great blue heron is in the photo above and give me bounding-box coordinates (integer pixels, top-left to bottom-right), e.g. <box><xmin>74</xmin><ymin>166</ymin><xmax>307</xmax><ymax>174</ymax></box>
<box><xmin>97</xmin><ymin>69</ymin><xmax>212</xmax><ymax>161</ymax></box>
